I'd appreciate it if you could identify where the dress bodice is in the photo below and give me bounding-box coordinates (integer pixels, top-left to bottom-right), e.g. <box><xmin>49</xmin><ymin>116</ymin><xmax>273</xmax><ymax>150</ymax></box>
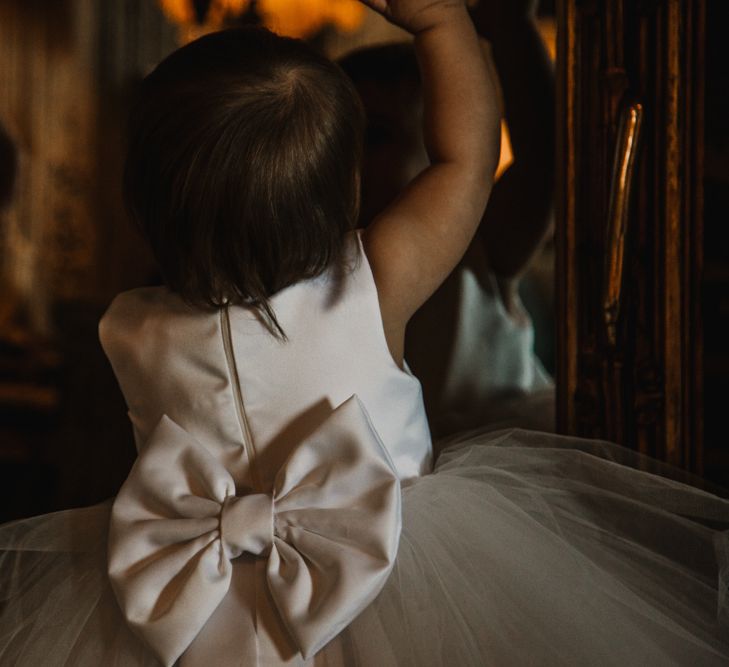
<box><xmin>100</xmin><ymin>233</ymin><xmax>432</xmax><ymax>490</ymax></box>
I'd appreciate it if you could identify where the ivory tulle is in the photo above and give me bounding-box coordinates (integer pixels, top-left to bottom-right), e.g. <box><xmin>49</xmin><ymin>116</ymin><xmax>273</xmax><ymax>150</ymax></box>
<box><xmin>1</xmin><ymin>428</ymin><xmax>728</xmax><ymax>666</ymax></box>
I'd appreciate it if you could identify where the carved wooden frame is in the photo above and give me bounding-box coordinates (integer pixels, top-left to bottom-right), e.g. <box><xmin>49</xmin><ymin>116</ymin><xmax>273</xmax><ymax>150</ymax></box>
<box><xmin>556</xmin><ymin>0</ymin><xmax>704</xmax><ymax>471</ymax></box>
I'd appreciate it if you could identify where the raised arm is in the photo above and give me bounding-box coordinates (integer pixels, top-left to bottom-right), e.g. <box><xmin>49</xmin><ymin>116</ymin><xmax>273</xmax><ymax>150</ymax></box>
<box><xmin>359</xmin><ymin>0</ymin><xmax>500</xmax><ymax>363</ymax></box>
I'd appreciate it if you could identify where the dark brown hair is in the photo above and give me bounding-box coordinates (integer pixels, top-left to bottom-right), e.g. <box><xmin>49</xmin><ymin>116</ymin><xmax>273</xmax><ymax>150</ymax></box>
<box><xmin>124</xmin><ymin>27</ymin><xmax>364</xmax><ymax>335</ymax></box>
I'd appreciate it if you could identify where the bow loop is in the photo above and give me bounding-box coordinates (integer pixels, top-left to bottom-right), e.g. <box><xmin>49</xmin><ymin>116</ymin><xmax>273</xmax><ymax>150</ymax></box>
<box><xmin>109</xmin><ymin>396</ymin><xmax>401</xmax><ymax>667</ymax></box>
<box><xmin>221</xmin><ymin>493</ymin><xmax>273</xmax><ymax>559</ymax></box>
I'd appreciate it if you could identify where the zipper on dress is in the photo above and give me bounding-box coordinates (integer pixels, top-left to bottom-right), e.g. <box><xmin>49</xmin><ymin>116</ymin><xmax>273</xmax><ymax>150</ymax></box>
<box><xmin>220</xmin><ymin>305</ymin><xmax>263</xmax><ymax>492</ymax></box>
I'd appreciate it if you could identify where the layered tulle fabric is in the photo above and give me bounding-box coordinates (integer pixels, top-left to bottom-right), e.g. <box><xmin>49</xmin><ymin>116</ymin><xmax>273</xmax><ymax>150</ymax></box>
<box><xmin>2</xmin><ymin>428</ymin><xmax>728</xmax><ymax>666</ymax></box>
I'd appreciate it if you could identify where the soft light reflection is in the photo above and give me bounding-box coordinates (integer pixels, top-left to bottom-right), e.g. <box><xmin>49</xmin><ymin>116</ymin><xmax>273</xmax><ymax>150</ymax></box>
<box><xmin>496</xmin><ymin>121</ymin><xmax>512</xmax><ymax>179</ymax></box>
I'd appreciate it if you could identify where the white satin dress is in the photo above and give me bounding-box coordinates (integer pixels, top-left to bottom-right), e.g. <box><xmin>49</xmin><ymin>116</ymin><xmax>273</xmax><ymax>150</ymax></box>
<box><xmin>1</xmin><ymin>234</ymin><xmax>728</xmax><ymax>666</ymax></box>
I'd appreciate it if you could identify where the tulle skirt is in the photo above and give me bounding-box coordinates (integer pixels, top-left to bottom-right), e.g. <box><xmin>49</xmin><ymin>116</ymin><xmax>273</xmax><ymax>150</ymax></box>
<box><xmin>2</xmin><ymin>428</ymin><xmax>728</xmax><ymax>666</ymax></box>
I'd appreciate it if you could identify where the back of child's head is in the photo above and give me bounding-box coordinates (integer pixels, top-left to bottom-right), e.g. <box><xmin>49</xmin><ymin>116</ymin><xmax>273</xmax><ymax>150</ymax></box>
<box><xmin>125</xmin><ymin>27</ymin><xmax>364</xmax><ymax>331</ymax></box>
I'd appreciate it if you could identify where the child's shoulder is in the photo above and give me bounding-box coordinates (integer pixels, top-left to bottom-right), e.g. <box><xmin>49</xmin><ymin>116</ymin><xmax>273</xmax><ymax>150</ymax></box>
<box><xmin>102</xmin><ymin>286</ymin><xmax>180</xmax><ymax>327</ymax></box>
<box><xmin>98</xmin><ymin>286</ymin><xmax>203</xmax><ymax>353</ymax></box>
<box><xmin>99</xmin><ymin>232</ymin><xmax>370</xmax><ymax>347</ymax></box>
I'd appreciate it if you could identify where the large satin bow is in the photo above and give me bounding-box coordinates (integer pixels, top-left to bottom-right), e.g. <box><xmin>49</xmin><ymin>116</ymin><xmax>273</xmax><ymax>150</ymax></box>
<box><xmin>108</xmin><ymin>396</ymin><xmax>401</xmax><ymax>667</ymax></box>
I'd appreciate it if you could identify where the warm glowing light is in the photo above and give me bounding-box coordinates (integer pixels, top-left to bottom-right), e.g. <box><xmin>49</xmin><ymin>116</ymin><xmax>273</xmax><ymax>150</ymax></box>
<box><xmin>259</xmin><ymin>0</ymin><xmax>365</xmax><ymax>38</ymax></box>
<box><xmin>158</xmin><ymin>0</ymin><xmax>196</xmax><ymax>24</ymax></box>
<box><xmin>158</xmin><ymin>0</ymin><xmax>365</xmax><ymax>41</ymax></box>
<box><xmin>496</xmin><ymin>120</ymin><xmax>513</xmax><ymax>179</ymax></box>
<box><xmin>538</xmin><ymin>17</ymin><xmax>557</xmax><ymax>61</ymax></box>
<box><xmin>159</xmin><ymin>0</ymin><xmax>250</xmax><ymax>27</ymax></box>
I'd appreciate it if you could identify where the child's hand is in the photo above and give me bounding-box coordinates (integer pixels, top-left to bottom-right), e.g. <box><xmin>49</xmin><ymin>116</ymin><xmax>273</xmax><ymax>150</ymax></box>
<box><xmin>359</xmin><ymin>0</ymin><xmax>467</xmax><ymax>34</ymax></box>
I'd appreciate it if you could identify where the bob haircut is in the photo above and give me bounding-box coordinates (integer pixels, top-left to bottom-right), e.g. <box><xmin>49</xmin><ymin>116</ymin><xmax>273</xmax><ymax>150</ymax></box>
<box><xmin>124</xmin><ymin>27</ymin><xmax>364</xmax><ymax>335</ymax></box>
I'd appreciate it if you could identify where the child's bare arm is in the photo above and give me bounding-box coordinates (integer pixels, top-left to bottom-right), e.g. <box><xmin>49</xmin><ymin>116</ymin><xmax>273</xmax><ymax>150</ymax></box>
<box><xmin>359</xmin><ymin>0</ymin><xmax>500</xmax><ymax>362</ymax></box>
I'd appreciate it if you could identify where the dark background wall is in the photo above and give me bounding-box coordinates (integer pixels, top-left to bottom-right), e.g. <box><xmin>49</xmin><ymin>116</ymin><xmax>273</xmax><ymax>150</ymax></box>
<box><xmin>0</xmin><ymin>0</ymin><xmax>177</xmax><ymax>521</ymax></box>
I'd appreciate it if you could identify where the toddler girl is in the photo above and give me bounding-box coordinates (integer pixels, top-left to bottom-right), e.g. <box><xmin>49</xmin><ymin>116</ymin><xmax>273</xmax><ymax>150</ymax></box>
<box><xmin>1</xmin><ymin>1</ymin><xmax>728</xmax><ymax>665</ymax></box>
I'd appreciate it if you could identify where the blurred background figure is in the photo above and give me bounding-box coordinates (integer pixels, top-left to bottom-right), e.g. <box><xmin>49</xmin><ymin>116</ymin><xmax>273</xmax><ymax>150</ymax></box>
<box><xmin>340</xmin><ymin>0</ymin><xmax>556</xmax><ymax>441</ymax></box>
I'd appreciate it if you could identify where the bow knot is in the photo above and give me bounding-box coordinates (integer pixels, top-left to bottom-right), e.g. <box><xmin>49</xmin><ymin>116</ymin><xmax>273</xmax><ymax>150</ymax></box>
<box><xmin>108</xmin><ymin>396</ymin><xmax>401</xmax><ymax>667</ymax></box>
<box><xmin>220</xmin><ymin>493</ymin><xmax>273</xmax><ymax>559</ymax></box>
